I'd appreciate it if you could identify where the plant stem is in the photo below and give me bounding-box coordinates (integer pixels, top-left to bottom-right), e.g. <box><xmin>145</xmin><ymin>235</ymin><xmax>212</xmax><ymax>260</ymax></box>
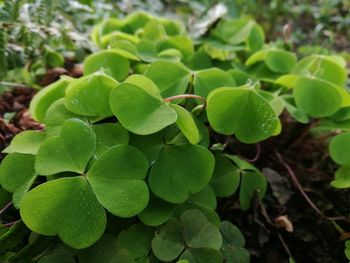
<box><xmin>0</xmin><ymin>201</ymin><xmax>13</xmax><ymax>215</ymax></box>
<box><xmin>0</xmin><ymin>81</ymin><xmax>28</xmax><ymax>89</ymax></box>
<box><xmin>163</xmin><ymin>94</ymin><xmax>206</xmax><ymax>107</ymax></box>
<box><xmin>275</xmin><ymin>152</ymin><xmax>350</xmax><ymax>223</ymax></box>
<box><xmin>3</xmin><ymin>220</ymin><xmax>20</xmax><ymax>228</ymax></box>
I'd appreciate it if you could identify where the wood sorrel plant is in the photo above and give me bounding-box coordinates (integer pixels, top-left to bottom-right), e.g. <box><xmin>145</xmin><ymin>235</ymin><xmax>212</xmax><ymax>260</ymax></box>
<box><xmin>0</xmin><ymin>11</ymin><xmax>349</xmax><ymax>263</ymax></box>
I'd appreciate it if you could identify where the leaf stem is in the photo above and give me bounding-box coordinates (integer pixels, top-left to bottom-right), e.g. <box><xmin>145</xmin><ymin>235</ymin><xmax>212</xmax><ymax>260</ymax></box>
<box><xmin>0</xmin><ymin>81</ymin><xmax>28</xmax><ymax>89</ymax></box>
<box><xmin>275</xmin><ymin>152</ymin><xmax>350</xmax><ymax>223</ymax></box>
<box><xmin>3</xmin><ymin>220</ymin><xmax>20</xmax><ymax>228</ymax></box>
<box><xmin>0</xmin><ymin>201</ymin><xmax>13</xmax><ymax>215</ymax></box>
<box><xmin>163</xmin><ymin>94</ymin><xmax>206</xmax><ymax>107</ymax></box>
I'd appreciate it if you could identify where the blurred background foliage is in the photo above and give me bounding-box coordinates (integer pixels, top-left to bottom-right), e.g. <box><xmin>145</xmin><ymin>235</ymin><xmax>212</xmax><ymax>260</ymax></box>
<box><xmin>0</xmin><ymin>0</ymin><xmax>349</xmax><ymax>86</ymax></box>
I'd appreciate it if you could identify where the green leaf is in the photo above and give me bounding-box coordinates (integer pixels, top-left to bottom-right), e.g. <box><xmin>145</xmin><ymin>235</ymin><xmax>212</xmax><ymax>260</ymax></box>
<box><xmin>329</xmin><ymin>132</ymin><xmax>350</xmax><ymax>166</ymax></box>
<box><xmin>188</xmin><ymin>186</ymin><xmax>217</xmax><ymax>210</ymax></box>
<box><xmin>136</xmin><ymin>39</ymin><xmax>158</xmax><ymax>62</ymax></box>
<box><xmin>210</xmin><ymin>154</ymin><xmax>240</xmax><ymax>197</ymax></box>
<box><xmin>30</xmin><ymin>77</ymin><xmax>73</xmax><ymax>122</ymax></box>
<box><xmin>226</xmin><ymin>155</ymin><xmax>267</xmax><ymax>210</ymax></box>
<box><xmin>65</xmin><ymin>72</ymin><xmax>118</xmax><ymax>117</ymax></box>
<box><xmin>160</xmin><ymin>36</ymin><xmax>194</xmax><ymax>59</ymax></box>
<box><xmin>20</xmin><ymin>177</ymin><xmax>106</xmax><ymax>249</ymax></box>
<box><xmin>92</xmin><ymin>123</ymin><xmax>129</xmax><ymax>157</ymax></box>
<box><xmin>220</xmin><ymin>221</ymin><xmax>245</xmax><ymax>247</ymax></box>
<box><xmin>0</xmin><ymin>221</ymin><xmax>30</xmax><ymax>255</ymax></box>
<box><xmin>116</xmin><ymin>223</ymin><xmax>154</xmax><ymax>259</ymax></box>
<box><xmin>44</xmin><ymin>98</ymin><xmax>88</xmax><ymax>137</ymax></box>
<box><xmin>6</xmin><ymin>131</ymin><xmax>45</xmax><ymax>155</ymax></box>
<box><xmin>152</xmin><ymin>218</ymin><xmax>185</xmax><ymax>261</ymax></box>
<box><xmin>84</xmin><ymin>50</ymin><xmax>130</xmax><ymax>81</ymax></box>
<box><xmin>180</xmin><ymin>209</ymin><xmax>222</xmax><ymax>250</ymax></box>
<box><xmin>78</xmin><ymin>234</ymin><xmax>119</xmax><ymax>263</ymax></box>
<box><xmin>110</xmin><ymin>82</ymin><xmax>177</xmax><ymax>135</ymax></box>
<box><xmin>282</xmin><ymin>95</ymin><xmax>309</xmax><ymax>124</ymax></box>
<box><xmin>138</xmin><ymin>195</ymin><xmax>177</xmax><ymax>226</ymax></box>
<box><xmin>35</xmin><ymin>118</ymin><xmax>96</xmax><ymax>175</ymax></box>
<box><xmin>292</xmin><ymin>55</ymin><xmax>347</xmax><ymax>86</ymax></box>
<box><xmin>293</xmin><ymin>77</ymin><xmax>342</xmax><ymax>118</ymax></box>
<box><xmin>87</xmin><ymin>145</ymin><xmax>149</xmax><ymax>217</ymax></box>
<box><xmin>149</xmin><ymin>145</ymin><xmax>214</xmax><ymax>203</ymax></box>
<box><xmin>220</xmin><ymin>221</ymin><xmax>249</xmax><ymax>263</ymax></box>
<box><xmin>170</xmin><ymin>104</ymin><xmax>200</xmax><ymax>144</ymax></box>
<box><xmin>180</xmin><ymin>248</ymin><xmax>222</xmax><ymax>263</ymax></box>
<box><xmin>38</xmin><ymin>249</ymin><xmax>75</xmax><ymax>263</ymax></box>
<box><xmin>129</xmin><ymin>133</ymin><xmax>165</xmax><ymax>164</ymax></box>
<box><xmin>331</xmin><ymin>166</ymin><xmax>350</xmax><ymax>189</ymax></box>
<box><xmin>194</xmin><ymin>68</ymin><xmax>236</xmax><ymax>98</ymax></box>
<box><xmin>145</xmin><ymin>61</ymin><xmax>191</xmax><ymax>97</ymax></box>
<box><xmin>265</xmin><ymin>50</ymin><xmax>296</xmax><ymax>73</ymax></box>
<box><xmin>0</xmin><ymin>153</ymin><xmax>37</xmax><ymax>208</ymax></box>
<box><xmin>207</xmin><ymin>85</ymin><xmax>279</xmax><ymax>143</ymax></box>
<box><xmin>239</xmin><ymin>170</ymin><xmax>267</xmax><ymax>210</ymax></box>
<box><xmin>246</xmin><ymin>49</ymin><xmax>296</xmax><ymax>73</ymax></box>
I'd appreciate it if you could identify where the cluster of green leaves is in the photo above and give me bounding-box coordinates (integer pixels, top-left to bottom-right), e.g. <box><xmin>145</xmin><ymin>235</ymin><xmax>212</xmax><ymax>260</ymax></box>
<box><xmin>1</xmin><ymin>9</ymin><xmax>350</xmax><ymax>263</ymax></box>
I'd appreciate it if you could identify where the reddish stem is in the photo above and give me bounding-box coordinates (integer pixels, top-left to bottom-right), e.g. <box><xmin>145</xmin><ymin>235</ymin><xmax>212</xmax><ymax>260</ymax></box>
<box><xmin>0</xmin><ymin>201</ymin><xmax>13</xmax><ymax>215</ymax></box>
<box><xmin>3</xmin><ymin>220</ymin><xmax>20</xmax><ymax>228</ymax></box>
<box><xmin>275</xmin><ymin>152</ymin><xmax>350</xmax><ymax>222</ymax></box>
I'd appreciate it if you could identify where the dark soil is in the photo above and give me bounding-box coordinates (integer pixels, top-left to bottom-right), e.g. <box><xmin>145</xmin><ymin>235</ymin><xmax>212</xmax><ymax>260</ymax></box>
<box><xmin>217</xmin><ymin>113</ymin><xmax>350</xmax><ymax>263</ymax></box>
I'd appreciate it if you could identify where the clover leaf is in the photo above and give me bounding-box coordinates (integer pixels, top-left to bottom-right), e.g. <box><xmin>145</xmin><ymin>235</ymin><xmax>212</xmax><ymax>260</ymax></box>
<box><xmin>210</xmin><ymin>154</ymin><xmax>241</xmax><ymax>198</ymax></box>
<box><xmin>0</xmin><ymin>153</ymin><xmax>37</xmax><ymax>208</ymax></box>
<box><xmin>170</xmin><ymin>104</ymin><xmax>200</xmax><ymax>144</ymax></box>
<box><xmin>92</xmin><ymin>123</ymin><xmax>129</xmax><ymax>157</ymax></box>
<box><xmin>152</xmin><ymin>209</ymin><xmax>222</xmax><ymax>262</ymax></box>
<box><xmin>180</xmin><ymin>248</ymin><xmax>223</xmax><ymax>263</ymax></box>
<box><xmin>293</xmin><ymin>77</ymin><xmax>342</xmax><ymax>118</ymax></box>
<box><xmin>329</xmin><ymin>132</ymin><xmax>350</xmax><ymax>166</ymax></box>
<box><xmin>43</xmin><ymin>98</ymin><xmax>88</xmax><ymax>137</ymax></box>
<box><xmin>5</xmin><ymin>131</ymin><xmax>45</xmax><ymax>155</ymax></box>
<box><xmin>35</xmin><ymin>118</ymin><xmax>96</xmax><ymax>175</ymax></box>
<box><xmin>138</xmin><ymin>194</ymin><xmax>177</xmax><ymax>226</ymax></box>
<box><xmin>83</xmin><ymin>50</ymin><xmax>130</xmax><ymax>81</ymax></box>
<box><xmin>149</xmin><ymin>144</ymin><xmax>215</xmax><ymax>203</ymax></box>
<box><xmin>194</xmin><ymin>68</ymin><xmax>236</xmax><ymax>98</ymax></box>
<box><xmin>86</xmin><ymin>145</ymin><xmax>149</xmax><ymax>217</ymax></box>
<box><xmin>20</xmin><ymin>177</ymin><xmax>106</xmax><ymax>249</ymax></box>
<box><xmin>220</xmin><ymin>221</ymin><xmax>250</xmax><ymax>263</ymax></box>
<box><xmin>145</xmin><ymin>61</ymin><xmax>191</xmax><ymax>97</ymax></box>
<box><xmin>331</xmin><ymin>166</ymin><xmax>350</xmax><ymax>189</ymax></box>
<box><xmin>65</xmin><ymin>72</ymin><xmax>118</xmax><ymax>116</ymax></box>
<box><xmin>78</xmin><ymin>234</ymin><xmax>118</xmax><ymax>263</ymax></box>
<box><xmin>246</xmin><ymin>49</ymin><xmax>297</xmax><ymax>73</ymax></box>
<box><xmin>207</xmin><ymin>85</ymin><xmax>279</xmax><ymax>143</ymax></box>
<box><xmin>110</xmin><ymin>80</ymin><xmax>177</xmax><ymax>135</ymax></box>
<box><xmin>29</xmin><ymin>77</ymin><xmax>73</xmax><ymax>122</ymax></box>
<box><xmin>151</xmin><ymin>218</ymin><xmax>185</xmax><ymax>261</ymax></box>
<box><xmin>116</xmin><ymin>223</ymin><xmax>154</xmax><ymax>260</ymax></box>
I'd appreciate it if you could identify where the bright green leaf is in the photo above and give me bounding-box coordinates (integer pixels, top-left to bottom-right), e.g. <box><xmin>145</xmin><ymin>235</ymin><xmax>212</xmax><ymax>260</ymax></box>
<box><xmin>87</xmin><ymin>145</ymin><xmax>149</xmax><ymax>217</ymax></box>
<box><xmin>30</xmin><ymin>77</ymin><xmax>73</xmax><ymax>122</ymax></box>
<box><xmin>170</xmin><ymin>104</ymin><xmax>199</xmax><ymax>144</ymax></box>
<box><xmin>20</xmin><ymin>177</ymin><xmax>106</xmax><ymax>249</ymax></box>
<box><xmin>207</xmin><ymin>85</ymin><xmax>279</xmax><ymax>143</ymax></box>
<box><xmin>293</xmin><ymin>77</ymin><xmax>342</xmax><ymax>118</ymax></box>
<box><xmin>84</xmin><ymin>50</ymin><xmax>130</xmax><ymax>81</ymax></box>
<box><xmin>35</xmin><ymin>118</ymin><xmax>96</xmax><ymax>175</ymax></box>
<box><xmin>110</xmin><ymin>82</ymin><xmax>177</xmax><ymax>135</ymax></box>
<box><xmin>65</xmin><ymin>72</ymin><xmax>118</xmax><ymax>117</ymax></box>
<box><xmin>149</xmin><ymin>145</ymin><xmax>214</xmax><ymax>203</ymax></box>
<box><xmin>0</xmin><ymin>153</ymin><xmax>37</xmax><ymax>208</ymax></box>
